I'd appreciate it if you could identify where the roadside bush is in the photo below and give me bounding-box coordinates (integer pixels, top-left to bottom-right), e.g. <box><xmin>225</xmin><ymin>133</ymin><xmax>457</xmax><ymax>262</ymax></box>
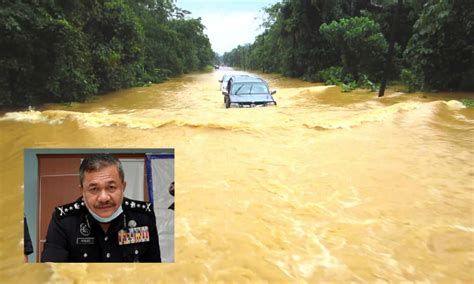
<box><xmin>461</xmin><ymin>99</ymin><xmax>474</xmax><ymax>108</ymax></box>
<box><xmin>357</xmin><ymin>74</ymin><xmax>378</xmax><ymax>92</ymax></box>
<box><xmin>141</xmin><ymin>68</ymin><xmax>171</xmax><ymax>84</ymax></box>
<box><xmin>341</xmin><ymin>81</ymin><xmax>358</xmax><ymax>92</ymax></box>
<box><xmin>315</xmin><ymin>66</ymin><xmax>377</xmax><ymax>92</ymax></box>
<box><xmin>315</xmin><ymin>66</ymin><xmax>345</xmax><ymax>85</ymax></box>
<box><xmin>400</xmin><ymin>68</ymin><xmax>421</xmax><ymax>92</ymax></box>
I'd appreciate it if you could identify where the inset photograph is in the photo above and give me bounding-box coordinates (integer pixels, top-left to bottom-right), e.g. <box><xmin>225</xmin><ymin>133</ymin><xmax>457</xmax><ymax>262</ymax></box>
<box><xmin>24</xmin><ymin>149</ymin><xmax>174</xmax><ymax>263</ymax></box>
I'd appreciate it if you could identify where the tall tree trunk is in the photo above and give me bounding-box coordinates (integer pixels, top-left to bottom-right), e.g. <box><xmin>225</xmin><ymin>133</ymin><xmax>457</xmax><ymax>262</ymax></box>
<box><xmin>378</xmin><ymin>0</ymin><xmax>402</xmax><ymax>97</ymax></box>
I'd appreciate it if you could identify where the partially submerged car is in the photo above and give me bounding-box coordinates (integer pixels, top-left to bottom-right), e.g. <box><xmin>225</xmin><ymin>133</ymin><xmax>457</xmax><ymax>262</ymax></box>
<box><xmin>218</xmin><ymin>74</ymin><xmax>232</xmax><ymax>94</ymax></box>
<box><xmin>223</xmin><ymin>76</ymin><xmax>277</xmax><ymax>108</ymax></box>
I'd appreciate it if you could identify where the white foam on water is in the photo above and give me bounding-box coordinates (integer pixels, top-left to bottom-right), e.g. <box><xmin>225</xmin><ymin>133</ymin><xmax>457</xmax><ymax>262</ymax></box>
<box><xmin>444</xmin><ymin>100</ymin><xmax>466</xmax><ymax>110</ymax></box>
<box><xmin>0</xmin><ymin>110</ymin><xmax>64</xmax><ymax>124</ymax></box>
<box><xmin>454</xmin><ymin>225</ymin><xmax>474</xmax><ymax>233</ymax></box>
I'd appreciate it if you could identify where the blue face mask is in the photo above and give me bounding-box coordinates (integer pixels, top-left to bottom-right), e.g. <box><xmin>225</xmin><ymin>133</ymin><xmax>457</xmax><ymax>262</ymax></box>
<box><xmin>87</xmin><ymin>205</ymin><xmax>123</xmax><ymax>223</ymax></box>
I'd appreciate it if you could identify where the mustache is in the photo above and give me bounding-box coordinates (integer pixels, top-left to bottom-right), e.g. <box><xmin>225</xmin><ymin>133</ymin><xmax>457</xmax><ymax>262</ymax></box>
<box><xmin>96</xmin><ymin>201</ymin><xmax>115</xmax><ymax>208</ymax></box>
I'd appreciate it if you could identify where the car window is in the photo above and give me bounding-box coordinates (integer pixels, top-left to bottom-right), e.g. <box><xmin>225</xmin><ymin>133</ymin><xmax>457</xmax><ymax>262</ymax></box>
<box><xmin>250</xmin><ymin>83</ymin><xmax>269</xmax><ymax>94</ymax></box>
<box><xmin>232</xmin><ymin>83</ymin><xmax>269</xmax><ymax>95</ymax></box>
<box><xmin>232</xmin><ymin>83</ymin><xmax>251</xmax><ymax>95</ymax></box>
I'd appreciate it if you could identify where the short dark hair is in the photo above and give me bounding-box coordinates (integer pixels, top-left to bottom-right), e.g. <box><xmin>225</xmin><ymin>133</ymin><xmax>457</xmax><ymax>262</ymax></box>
<box><xmin>79</xmin><ymin>154</ymin><xmax>124</xmax><ymax>187</ymax></box>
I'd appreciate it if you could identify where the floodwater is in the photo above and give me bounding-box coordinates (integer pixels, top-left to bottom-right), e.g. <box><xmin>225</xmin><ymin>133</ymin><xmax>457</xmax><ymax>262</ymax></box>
<box><xmin>0</xmin><ymin>69</ymin><xmax>473</xmax><ymax>282</ymax></box>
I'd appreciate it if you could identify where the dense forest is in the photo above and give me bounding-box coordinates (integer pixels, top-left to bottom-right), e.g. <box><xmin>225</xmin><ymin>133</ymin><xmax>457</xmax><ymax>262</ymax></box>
<box><xmin>0</xmin><ymin>0</ymin><xmax>214</xmax><ymax>107</ymax></box>
<box><xmin>223</xmin><ymin>0</ymin><xmax>473</xmax><ymax>93</ymax></box>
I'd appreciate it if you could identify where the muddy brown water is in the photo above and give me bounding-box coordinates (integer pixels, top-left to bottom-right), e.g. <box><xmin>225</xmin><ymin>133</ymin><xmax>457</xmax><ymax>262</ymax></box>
<box><xmin>0</xmin><ymin>69</ymin><xmax>473</xmax><ymax>282</ymax></box>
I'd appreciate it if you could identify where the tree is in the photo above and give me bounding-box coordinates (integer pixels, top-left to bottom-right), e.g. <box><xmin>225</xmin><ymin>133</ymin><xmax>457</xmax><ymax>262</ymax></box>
<box><xmin>404</xmin><ymin>0</ymin><xmax>474</xmax><ymax>91</ymax></box>
<box><xmin>0</xmin><ymin>1</ymin><xmax>97</xmax><ymax>106</ymax></box>
<box><xmin>378</xmin><ymin>0</ymin><xmax>402</xmax><ymax>97</ymax></box>
<box><xmin>320</xmin><ymin>17</ymin><xmax>388</xmax><ymax>81</ymax></box>
<box><xmin>85</xmin><ymin>0</ymin><xmax>144</xmax><ymax>92</ymax></box>
<box><xmin>0</xmin><ymin>0</ymin><xmax>215</xmax><ymax>107</ymax></box>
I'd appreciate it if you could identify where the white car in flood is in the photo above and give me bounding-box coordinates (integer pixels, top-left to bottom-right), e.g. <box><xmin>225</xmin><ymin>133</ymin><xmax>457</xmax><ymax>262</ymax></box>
<box><xmin>218</xmin><ymin>74</ymin><xmax>232</xmax><ymax>94</ymax></box>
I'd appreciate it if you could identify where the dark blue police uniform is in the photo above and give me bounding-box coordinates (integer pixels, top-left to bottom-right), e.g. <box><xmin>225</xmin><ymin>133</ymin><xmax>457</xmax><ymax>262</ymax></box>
<box><xmin>41</xmin><ymin>197</ymin><xmax>161</xmax><ymax>262</ymax></box>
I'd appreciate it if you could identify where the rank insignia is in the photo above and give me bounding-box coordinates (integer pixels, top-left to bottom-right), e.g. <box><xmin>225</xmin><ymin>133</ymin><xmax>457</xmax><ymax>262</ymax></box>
<box><xmin>57</xmin><ymin>206</ymin><xmax>66</xmax><ymax>216</ymax></box>
<box><xmin>118</xmin><ymin>226</ymin><xmax>150</xmax><ymax>245</ymax></box>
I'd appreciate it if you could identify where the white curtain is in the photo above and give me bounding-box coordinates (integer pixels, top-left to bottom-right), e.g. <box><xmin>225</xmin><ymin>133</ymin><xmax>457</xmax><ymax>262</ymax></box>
<box><xmin>121</xmin><ymin>159</ymin><xmax>145</xmax><ymax>201</ymax></box>
<box><xmin>148</xmin><ymin>155</ymin><xmax>174</xmax><ymax>262</ymax></box>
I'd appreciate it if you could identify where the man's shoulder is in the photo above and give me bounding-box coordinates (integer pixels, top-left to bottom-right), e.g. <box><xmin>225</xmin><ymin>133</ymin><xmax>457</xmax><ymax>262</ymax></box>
<box><xmin>123</xmin><ymin>198</ymin><xmax>155</xmax><ymax>216</ymax></box>
<box><xmin>53</xmin><ymin>198</ymin><xmax>85</xmax><ymax>219</ymax></box>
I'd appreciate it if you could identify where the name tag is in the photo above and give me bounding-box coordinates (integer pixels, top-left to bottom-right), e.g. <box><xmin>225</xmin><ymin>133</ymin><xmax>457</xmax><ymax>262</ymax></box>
<box><xmin>118</xmin><ymin>226</ymin><xmax>150</xmax><ymax>245</ymax></box>
<box><xmin>77</xmin><ymin>237</ymin><xmax>95</xmax><ymax>245</ymax></box>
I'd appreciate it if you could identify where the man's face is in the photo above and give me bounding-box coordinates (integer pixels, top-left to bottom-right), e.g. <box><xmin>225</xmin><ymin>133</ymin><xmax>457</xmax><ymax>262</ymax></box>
<box><xmin>81</xmin><ymin>165</ymin><xmax>126</xmax><ymax>219</ymax></box>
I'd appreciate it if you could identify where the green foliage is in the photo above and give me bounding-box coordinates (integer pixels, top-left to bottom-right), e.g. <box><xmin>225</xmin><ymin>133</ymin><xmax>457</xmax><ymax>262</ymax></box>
<box><xmin>45</xmin><ymin>18</ymin><xmax>98</xmax><ymax>102</ymax></box>
<box><xmin>140</xmin><ymin>68</ymin><xmax>171</xmax><ymax>84</ymax></box>
<box><xmin>225</xmin><ymin>0</ymin><xmax>474</xmax><ymax>93</ymax></box>
<box><xmin>461</xmin><ymin>99</ymin><xmax>474</xmax><ymax>108</ymax></box>
<box><xmin>222</xmin><ymin>1</ymin><xmax>393</xmax><ymax>94</ymax></box>
<box><xmin>400</xmin><ymin>68</ymin><xmax>421</xmax><ymax>92</ymax></box>
<box><xmin>0</xmin><ymin>1</ymin><xmax>97</xmax><ymax>106</ymax></box>
<box><xmin>367</xmin><ymin>1</ymin><xmax>418</xmax><ymax>52</ymax></box>
<box><xmin>203</xmin><ymin>65</ymin><xmax>215</xmax><ymax>72</ymax></box>
<box><xmin>218</xmin><ymin>0</ymin><xmax>474</xmax><ymax>95</ymax></box>
<box><xmin>358</xmin><ymin>74</ymin><xmax>378</xmax><ymax>92</ymax></box>
<box><xmin>0</xmin><ymin>0</ymin><xmax>214</xmax><ymax>107</ymax></box>
<box><xmin>341</xmin><ymin>81</ymin><xmax>358</xmax><ymax>92</ymax></box>
<box><xmin>85</xmin><ymin>0</ymin><xmax>145</xmax><ymax>92</ymax></box>
<box><xmin>404</xmin><ymin>0</ymin><xmax>474</xmax><ymax>91</ymax></box>
<box><xmin>224</xmin><ymin>0</ymin><xmax>344</xmax><ymax>76</ymax></box>
<box><xmin>170</xmin><ymin>18</ymin><xmax>213</xmax><ymax>73</ymax></box>
<box><xmin>315</xmin><ymin>66</ymin><xmax>377</xmax><ymax>92</ymax></box>
<box><xmin>320</xmin><ymin>17</ymin><xmax>388</xmax><ymax>81</ymax></box>
<box><xmin>315</xmin><ymin>66</ymin><xmax>345</xmax><ymax>85</ymax></box>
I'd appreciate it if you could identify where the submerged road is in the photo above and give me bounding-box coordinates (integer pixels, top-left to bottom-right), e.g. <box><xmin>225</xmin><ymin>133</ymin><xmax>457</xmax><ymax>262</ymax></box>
<box><xmin>1</xmin><ymin>69</ymin><xmax>473</xmax><ymax>282</ymax></box>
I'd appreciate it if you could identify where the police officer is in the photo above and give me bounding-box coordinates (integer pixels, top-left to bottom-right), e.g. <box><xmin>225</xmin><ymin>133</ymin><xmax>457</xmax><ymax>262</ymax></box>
<box><xmin>41</xmin><ymin>154</ymin><xmax>161</xmax><ymax>262</ymax></box>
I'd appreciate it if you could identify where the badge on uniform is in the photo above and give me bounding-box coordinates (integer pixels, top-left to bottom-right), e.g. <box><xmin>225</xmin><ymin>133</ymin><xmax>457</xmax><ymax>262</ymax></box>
<box><xmin>80</xmin><ymin>223</ymin><xmax>91</xmax><ymax>236</ymax></box>
<box><xmin>128</xmin><ymin>219</ymin><xmax>137</xmax><ymax>228</ymax></box>
<box><xmin>118</xmin><ymin>226</ymin><xmax>150</xmax><ymax>245</ymax></box>
<box><xmin>77</xmin><ymin>237</ymin><xmax>95</xmax><ymax>245</ymax></box>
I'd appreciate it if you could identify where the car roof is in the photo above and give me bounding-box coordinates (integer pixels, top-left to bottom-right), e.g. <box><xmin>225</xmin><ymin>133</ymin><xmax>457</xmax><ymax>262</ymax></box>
<box><xmin>229</xmin><ymin>75</ymin><xmax>266</xmax><ymax>83</ymax></box>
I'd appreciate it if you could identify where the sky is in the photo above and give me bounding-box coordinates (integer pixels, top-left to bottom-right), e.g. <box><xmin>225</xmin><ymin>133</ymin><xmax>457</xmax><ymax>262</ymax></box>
<box><xmin>175</xmin><ymin>0</ymin><xmax>281</xmax><ymax>55</ymax></box>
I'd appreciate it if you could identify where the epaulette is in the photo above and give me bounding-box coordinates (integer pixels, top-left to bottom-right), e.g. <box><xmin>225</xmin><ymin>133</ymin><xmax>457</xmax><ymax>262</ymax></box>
<box><xmin>55</xmin><ymin>198</ymin><xmax>85</xmax><ymax>218</ymax></box>
<box><xmin>123</xmin><ymin>198</ymin><xmax>154</xmax><ymax>215</ymax></box>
